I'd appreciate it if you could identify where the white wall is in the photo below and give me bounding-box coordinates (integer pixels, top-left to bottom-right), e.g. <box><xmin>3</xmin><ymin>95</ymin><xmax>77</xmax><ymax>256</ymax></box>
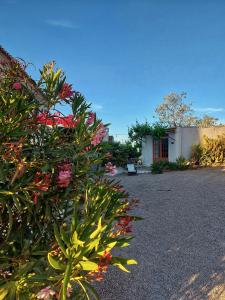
<box><xmin>142</xmin><ymin>136</ymin><xmax>153</xmax><ymax>166</ymax></box>
<box><xmin>142</xmin><ymin>127</ymin><xmax>225</xmax><ymax>166</ymax></box>
<box><xmin>177</xmin><ymin>127</ymin><xmax>225</xmax><ymax>160</ymax></box>
<box><xmin>168</xmin><ymin>132</ymin><xmax>177</xmax><ymax>162</ymax></box>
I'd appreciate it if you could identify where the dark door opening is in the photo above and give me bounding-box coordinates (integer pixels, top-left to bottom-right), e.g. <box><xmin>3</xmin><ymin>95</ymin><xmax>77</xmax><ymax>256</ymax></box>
<box><xmin>153</xmin><ymin>137</ymin><xmax>168</xmax><ymax>161</ymax></box>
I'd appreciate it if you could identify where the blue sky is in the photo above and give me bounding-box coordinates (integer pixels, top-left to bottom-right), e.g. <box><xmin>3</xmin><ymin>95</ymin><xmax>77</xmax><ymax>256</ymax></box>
<box><xmin>1</xmin><ymin>0</ymin><xmax>225</xmax><ymax>141</ymax></box>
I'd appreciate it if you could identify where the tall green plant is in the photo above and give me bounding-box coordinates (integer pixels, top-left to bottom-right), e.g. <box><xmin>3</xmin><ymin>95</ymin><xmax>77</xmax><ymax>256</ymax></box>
<box><xmin>0</xmin><ymin>61</ymin><xmax>139</xmax><ymax>299</ymax></box>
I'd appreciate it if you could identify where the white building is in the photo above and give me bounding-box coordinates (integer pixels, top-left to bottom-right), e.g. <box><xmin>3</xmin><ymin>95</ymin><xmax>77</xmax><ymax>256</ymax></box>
<box><xmin>142</xmin><ymin>126</ymin><xmax>225</xmax><ymax>166</ymax></box>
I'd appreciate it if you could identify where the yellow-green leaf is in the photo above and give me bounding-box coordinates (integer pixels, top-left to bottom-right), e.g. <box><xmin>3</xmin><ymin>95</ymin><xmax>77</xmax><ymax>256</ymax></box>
<box><xmin>90</xmin><ymin>217</ymin><xmax>106</xmax><ymax>239</ymax></box>
<box><xmin>86</xmin><ymin>238</ymin><xmax>100</xmax><ymax>252</ymax></box>
<box><xmin>113</xmin><ymin>263</ymin><xmax>130</xmax><ymax>273</ymax></box>
<box><xmin>72</xmin><ymin>231</ymin><xmax>84</xmax><ymax>249</ymax></box>
<box><xmin>79</xmin><ymin>261</ymin><xmax>98</xmax><ymax>271</ymax></box>
<box><xmin>48</xmin><ymin>253</ymin><xmax>66</xmax><ymax>270</ymax></box>
<box><xmin>97</xmin><ymin>241</ymin><xmax>117</xmax><ymax>255</ymax></box>
<box><xmin>53</xmin><ymin>69</ymin><xmax>62</xmax><ymax>81</ymax></box>
<box><xmin>0</xmin><ymin>288</ymin><xmax>8</xmax><ymax>300</ymax></box>
<box><xmin>126</xmin><ymin>259</ymin><xmax>138</xmax><ymax>265</ymax></box>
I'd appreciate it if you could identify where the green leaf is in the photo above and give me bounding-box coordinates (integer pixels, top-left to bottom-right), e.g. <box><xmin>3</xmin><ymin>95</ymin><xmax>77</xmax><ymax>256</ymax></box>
<box><xmin>53</xmin><ymin>69</ymin><xmax>62</xmax><ymax>81</ymax></box>
<box><xmin>86</xmin><ymin>238</ymin><xmax>100</xmax><ymax>252</ymax></box>
<box><xmin>72</xmin><ymin>231</ymin><xmax>84</xmax><ymax>249</ymax></box>
<box><xmin>78</xmin><ymin>261</ymin><xmax>98</xmax><ymax>271</ymax></box>
<box><xmin>54</xmin><ymin>224</ymin><xmax>68</xmax><ymax>258</ymax></box>
<box><xmin>113</xmin><ymin>263</ymin><xmax>130</xmax><ymax>273</ymax></box>
<box><xmin>81</xmin><ymin>281</ymin><xmax>100</xmax><ymax>300</ymax></box>
<box><xmin>77</xmin><ymin>280</ymin><xmax>90</xmax><ymax>300</ymax></box>
<box><xmin>113</xmin><ymin>257</ymin><xmax>138</xmax><ymax>265</ymax></box>
<box><xmin>111</xmin><ymin>257</ymin><xmax>137</xmax><ymax>273</ymax></box>
<box><xmin>14</xmin><ymin>262</ymin><xmax>35</xmax><ymax>277</ymax></box>
<box><xmin>0</xmin><ymin>191</ymin><xmax>13</xmax><ymax>195</ymax></box>
<box><xmin>47</xmin><ymin>253</ymin><xmax>66</xmax><ymax>270</ymax></box>
<box><xmin>90</xmin><ymin>217</ymin><xmax>106</xmax><ymax>239</ymax></box>
<box><xmin>60</xmin><ymin>227</ymin><xmax>70</xmax><ymax>247</ymax></box>
<box><xmin>97</xmin><ymin>241</ymin><xmax>117</xmax><ymax>255</ymax></box>
<box><xmin>0</xmin><ymin>288</ymin><xmax>8</xmax><ymax>300</ymax></box>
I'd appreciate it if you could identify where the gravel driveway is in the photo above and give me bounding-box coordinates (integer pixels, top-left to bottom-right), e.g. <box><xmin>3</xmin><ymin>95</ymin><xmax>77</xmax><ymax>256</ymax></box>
<box><xmin>97</xmin><ymin>168</ymin><xmax>225</xmax><ymax>300</ymax></box>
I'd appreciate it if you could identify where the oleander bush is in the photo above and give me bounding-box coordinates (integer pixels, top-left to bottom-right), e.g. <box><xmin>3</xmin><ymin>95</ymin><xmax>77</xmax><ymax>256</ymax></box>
<box><xmin>0</xmin><ymin>61</ymin><xmax>139</xmax><ymax>299</ymax></box>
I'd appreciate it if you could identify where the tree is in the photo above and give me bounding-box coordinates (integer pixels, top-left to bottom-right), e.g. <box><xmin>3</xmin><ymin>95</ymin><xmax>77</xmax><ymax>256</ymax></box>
<box><xmin>195</xmin><ymin>114</ymin><xmax>219</xmax><ymax>127</ymax></box>
<box><xmin>128</xmin><ymin>121</ymin><xmax>166</xmax><ymax>149</ymax></box>
<box><xmin>128</xmin><ymin>121</ymin><xmax>153</xmax><ymax>149</ymax></box>
<box><xmin>155</xmin><ymin>92</ymin><xmax>197</xmax><ymax>127</ymax></box>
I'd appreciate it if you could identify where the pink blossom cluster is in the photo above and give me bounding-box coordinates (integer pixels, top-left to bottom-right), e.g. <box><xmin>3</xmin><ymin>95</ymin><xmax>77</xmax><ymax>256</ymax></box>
<box><xmin>105</xmin><ymin>162</ymin><xmax>116</xmax><ymax>175</ymax></box>
<box><xmin>91</xmin><ymin>123</ymin><xmax>107</xmax><ymax>146</ymax></box>
<box><xmin>57</xmin><ymin>162</ymin><xmax>72</xmax><ymax>188</ymax></box>
<box><xmin>37</xmin><ymin>112</ymin><xmax>79</xmax><ymax>128</ymax></box>
<box><xmin>37</xmin><ymin>286</ymin><xmax>55</xmax><ymax>299</ymax></box>
<box><xmin>12</xmin><ymin>82</ymin><xmax>22</xmax><ymax>90</ymax></box>
<box><xmin>86</xmin><ymin>112</ymin><xmax>95</xmax><ymax>125</ymax></box>
<box><xmin>37</xmin><ymin>286</ymin><xmax>72</xmax><ymax>299</ymax></box>
<box><xmin>59</xmin><ymin>83</ymin><xmax>73</xmax><ymax>99</ymax></box>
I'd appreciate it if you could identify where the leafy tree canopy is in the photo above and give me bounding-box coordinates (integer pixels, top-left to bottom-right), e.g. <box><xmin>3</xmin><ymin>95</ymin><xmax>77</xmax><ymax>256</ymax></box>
<box><xmin>128</xmin><ymin>121</ymin><xmax>166</xmax><ymax>148</ymax></box>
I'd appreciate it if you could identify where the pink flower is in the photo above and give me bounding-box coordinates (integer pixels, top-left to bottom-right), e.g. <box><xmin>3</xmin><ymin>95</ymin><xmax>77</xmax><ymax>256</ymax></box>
<box><xmin>91</xmin><ymin>134</ymin><xmax>102</xmax><ymax>146</ymax></box>
<box><xmin>91</xmin><ymin>123</ymin><xmax>107</xmax><ymax>146</ymax></box>
<box><xmin>97</xmin><ymin>123</ymin><xmax>107</xmax><ymax>139</ymax></box>
<box><xmin>86</xmin><ymin>112</ymin><xmax>95</xmax><ymax>125</ymax></box>
<box><xmin>37</xmin><ymin>286</ymin><xmax>56</xmax><ymax>300</ymax></box>
<box><xmin>59</xmin><ymin>83</ymin><xmax>73</xmax><ymax>99</ymax></box>
<box><xmin>12</xmin><ymin>82</ymin><xmax>22</xmax><ymax>90</ymax></box>
<box><xmin>105</xmin><ymin>162</ymin><xmax>116</xmax><ymax>175</ymax></box>
<box><xmin>57</xmin><ymin>163</ymin><xmax>72</xmax><ymax>188</ymax></box>
<box><xmin>57</xmin><ymin>171</ymin><xmax>72</xmax><ymax>188</ymax></box>
<box><xmin>67</xmin><ymin>287</ymin><xmax>73</xmax><ymax>297</ymax></box>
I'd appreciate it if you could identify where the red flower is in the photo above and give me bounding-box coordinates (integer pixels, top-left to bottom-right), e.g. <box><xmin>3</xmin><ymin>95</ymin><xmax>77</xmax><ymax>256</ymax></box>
<box><xmin>37</xmin><ymin>112</ymin><xmax>79</xmax><ymax>128</ymax></box>
<box><xmin>36</xmin><ymin>112</ymin><xmax>56</xmax><ymax>126</ymax></box>
<box><xmin>118</xmin><ymin>216</ymin><xmax>133</xmax><ymax>233</ymax></box>
<box><xmin>33</xmin><ymin>192</ymin><xmax>39</xmax><ymax>205</ymax></box>
<box><xmin>59</xmin><ymin>83</ymin><xmax>73</xmax><ymax>99</ymax></box>
<box><xmin>33</xmin><ymin>172</ymin><xmax>51</xmax><ymax>205</ymax></box>
<box><xmin>34</xmin><ymin>172</ymin><xmax>51</xmax><ymax>192</ymax></box>
<box><xmin>12</xmin><ymin>82</ymin><xmax>22</xmax><ymax>90</ymax></box>
<box><xmin>59</xmin><ymin>115</ymin><xmax>79</xmax><ymax>128</ymax></box>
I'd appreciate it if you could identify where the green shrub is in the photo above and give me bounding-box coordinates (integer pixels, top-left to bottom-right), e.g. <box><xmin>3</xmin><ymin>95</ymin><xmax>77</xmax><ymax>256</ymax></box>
<box><xmin>101</xmin><ymin>141</ymin><xmax>140</xmax><ymax>167</ymax></box>
<box><xmin>175</xmin><ymin>156</ymin><xmax>189</xmax><ymax>170</ymax></box>
<box><xmin>151</xmin><ymin>158</ymin><xmax>188</xmax><ymax>174</ymax></box>
<box><xmin>0</xmin><ymin>61</ymin><xmax>139</xmax><ymax>299</ymax></box>
<box><xmin>191</xmin><ymin>144</ymin><xmax>202</xmax><ymax>162</ymax></box>
<box><xmin>150</xmin><ymin>161</ymin><xmax>164</xmax><ymax>174</ymax></box>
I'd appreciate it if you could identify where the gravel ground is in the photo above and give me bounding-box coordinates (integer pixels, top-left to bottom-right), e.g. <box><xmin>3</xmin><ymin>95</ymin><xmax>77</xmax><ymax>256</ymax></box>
<box><xmin>97</xmin><ymin>168</ymin><xmax>225</xmax><ymax>300</ymax></box>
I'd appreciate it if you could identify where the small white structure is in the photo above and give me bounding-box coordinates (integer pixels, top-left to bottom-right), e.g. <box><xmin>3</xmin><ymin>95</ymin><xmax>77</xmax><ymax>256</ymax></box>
<box><xmin>142</xmin><ymin>126</ymin><xmax>225</xmax><ymax>166</ymax></box>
